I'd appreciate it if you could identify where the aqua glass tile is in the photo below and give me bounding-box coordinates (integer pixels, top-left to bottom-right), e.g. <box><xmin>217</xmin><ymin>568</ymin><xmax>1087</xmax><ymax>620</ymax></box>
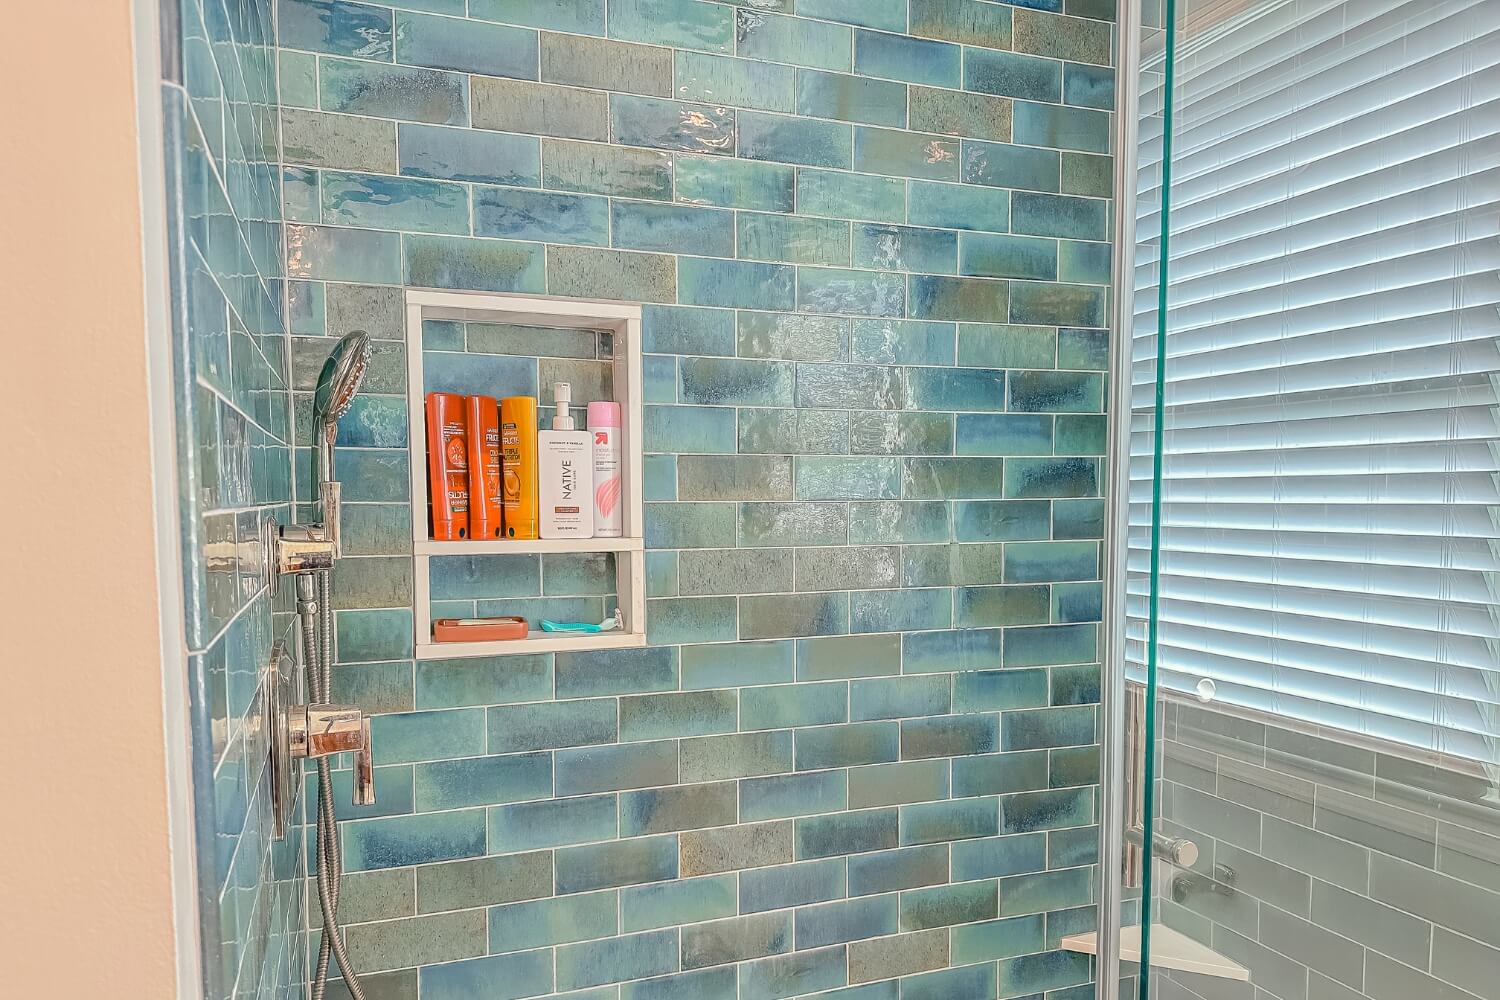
<box><xmin>1014</xmin><ymin>7</ymin><xmax>1110</xmax><ymax>61</ymax></box>
<box><xmin>676</xmin><ymin>155</ymin><xmax>794</xmax><ymax>211</ymax></box>
<box><xmin>797</xmin><ymin>633</ymin><xmax>902</xmax><ymax>681</ymax></box>
<box><xmin>614</xmin><ymin>201</ymin><xmax>735</xmax><ymax>257</ymax></box>
<box><xmin>739</xmin><ymin>215</ymin><xmax>851</xmax><ymax>267</ymax></box>
<box><xmin>740</xmin><ymin>681</ymin><xmax>848</xmax><ymax>731</ymax></box>
<box><xmin>337</xmin><ymin>608</ymin><xmax>416</xmax><ymax>662</ymax></box>
<box><xmin>487</xmin><ymin>698</ymin><xmax>617</xmax><ymax>752</ymax></box>
<box><xmin>740</xmin><ymin>593</ymin><xmax>850</xmax><ymax>641</ymax></box>
<box><xmin>286</xmin><ymin>224</ymin><xmax>402</xmax><ymax>283</ymax></box>
<box><xmin>621</xmin><ymin>781</ymin><xmax>738</xmax><ymax>836</ymax></box>
<box><xmin>854</xmin><ymin>30</ymin><xmax>959</xmax><ymax>87</ymax></box>
<box><xmin>854</xmin><ymin>126</ymin><xmax>960</xmax><ymax>181</ymax></box>
<box><xmin>953</xmin><ymin>670</ymin><xmax>1050</xmax><ymax>713</ymax></box>
<box><xmin>846</xmin><ymin>501</ymin><xmax>951</xmax><ymax>544</ymax></box>
<box><xmin>624</xmin><ymin>967</ymin><xmax>739</xmax><ymax>1000</ymax></box>
<box><xmin>851</xmin><ymin>319</ymin><xmax>956</xmax><ymax>365</ymax></box>
<box><xmin>900</xmin><ymin>714</ymin><xmax>1000</xmax><ymax>760</ymax></box>
<box><xmin>740</xmin><ymin>859</ymin><xmax>848</xmax><ymax>914</ymax></box>
<box><xmin>848</xmin><ymin>412</ymin><xmax>953</xmax><ymax>456</ymax></box>
<box><xmin>680</xmin><ymin>357</ymin><xmax>795</xmax><ymax>405</ymax></box>
<box><xmin>850</xmin><ymin>588</ymin><xmax>952</xmax><ymax>632</ymax></box>
<box><xmin>962</xmin><ymin>138</ymin><xmax>1060</xmax><ymax>193</ymax></box>
<box><xmin>611</xmin><ymin>95</ymin><xmax>736</xmax><ymax>154</ymax></box>
<box><xmin>795</xmin><ymin>457</ymin><xmax>902</xmax><ymax>500</ymax></box>
<box><xmin>681</xmin><ymin>640</ymin><xmax>796</xmax><ymax>690</ymax></box>
<box><xmin>743</xmin><ymin>771</ymin><xmax>848</xmax><ymax>822</ymax></box>
<box><xmin>1009</xmin><ymin>371</ymin><xmax>1104</xmax><ymax>413</ymax></box>
<box><xmin>1061</xmin><ymin>151</ymin><xmax>1112</xmax><ymax>198</ymax></box>
<box><xmin>847</xmin><ymin>843</ymin><xmax>950</xmax><ymax>895</ymax></box>
<box><xmin>609</xmin><ymin>0</ymin><xmax>734</xmax><ymax>53</ymax></box>
<box><xmin>906</xmin><ymin>366</ymin><xmax>1008</xmax><ymax>410</ymax></box>
<box><xmin>414</xmin><ymin>751</ymin><xmax>553</xmax><ymax>810</ymax></box>
<box><xmin>736</xmin><ymin>11</ymin><xmax>852</xmax><ymax>72</ymax></box>
<box><xmin>951</xmin><ymin>833</ymin><xmax>1048</xmax><ymax>881</ymax></box>
<box><xmin>680</xmin><ymin>731</ymin><xmax>794</xmax><ymax>782</ymax></box>
<box><xmin>644</xmin><ymin>304</ymin><xmax>737</xmax><ymax>356</ymax></box>
<box><xmin>1012</xmin><ymin>101</ymin><xmax>1110</xmax><ymax>153</ymax></box>
<box><xmin>394</xmin><ymin>11</ymin><xmax>537</xmax><ymax>79</ymax></box>
<box><xmin>1003</xmin><ymin>624</ymin><xmax>1097</xmax><ymax>668</ymax></box>
<box><xmin>851</xmin><ymin>675</ymin><xmax>952</xmax><ymax>722</ymax></box>
<box><xmin>545</xmin><ymin>138</ymin><xmax>674</xmax><ymax>199</ymax></box>
<box><xmin>1058</xmin><ymin>240</ymin><xmax>1111</xmax><ymax>285</ymax></box>
<box><xmin>796</xmin><ymin>896</ymin><xmax>899</xmax><ymax>949</ymax></box>
<box><xmin>797</xmin><ymin>268</ymin><xmax>907</xmax><ymax>317</ymax></box>
<box><xmin>399</xmin><ymin>122</ymin><xmax>541</xmax><ymax>185</ymax></box>
<box><xmin>620</xmin><ymin>689</ymin><xmax>739</xmax><ymax>743</ymax></box>
<box><xmin>556</xmin><ymin>645</ymin><xmax>679</xmax><ymax>697</ymax></box>
<box><xmin>423</xmin><ymin>349</ymin><xmax>535</xmax><ymax>397</ymax></box>
<box><xmin>1008</xmin><ymin>281</ymin><xmax>1106</xmax><ymax>327</ymax></box>
<box><xmin>555</xmin><ymin>929</ymin><xmax>680</xmax><ymax>992</ymax></box>
<box><xmin>796</xmin><ymin>70</ymin><xmax>908</xmax><ymax>128</ymax></box>
<box><xmin>418</xmin><ymin>949</ymin><xmax>552</xmax><ymax>1000</ymax></box>
<box><xmin>678</xmin><ymin>258</ymin><xmax>796</xmax><ymax>310</ymax></box>
<box><xmin>283</xmin><ymin>166</ymin><xmax>319</xmax><ymax>222</ymax></box>
<box><xmin>623</xmin><ymin>875</ymin><xmax>738</xmax><ymax>933</ymax></box>
<box><xmin>955</xmin><ymin>584</ymin><xmax>1050</xmax><ymax>628</ymax></box>
<box><xmin>676</xmin><ymin>51</ymin><xmax>796</xmax><ymax>112</ymax></box>
<box><xmin>321</xmin><ymin>170</ymin><xmax>469</xmax><ymax>234</ymax></box>
<box><xmin>738</xmin><ymin>112</ymin><xmax>853</xmax><ymax>169</ymax></box>
<box><xmin>404</xmin><ymin>235</ymin><xmax>545</xmax><ymax>293</ymax></box>
<box><xmin>282</xmin><ymin>106</ymin><xmax>398</xmax><ymax>172</ymax></box>
<box><xmin>343</xmin><ymin>810</ymin><xmax>487</xmax><ymax>871</ymax></box>
<box><xmin>1055</xmin><ymin>414</ymin><xmax>1107</xmax><ymax>454</ymax></box>
<box><xmin>739</xmin><ymin>313</ymin><xmax>851</xmax><ymax>362</ymax></box>
<box><xmin>1012</xmin><ymin>192</ymin><xmax>1107</xmax><ymax>241</ymax></box>
<box><xmin>909</xmin><ymin>0</ymin><xmax>1013</xmax><ymax>47</ymax></box>
<box><xmin>796</xmin><ymin>722</ymin><xmax>900</xmax><ymax>770</ymax></box>
<box><xmin>321</xmin><ymin>57</ymin><xmax>469</xmax><ymax>125</ymax></box>
<box><xmin>899</xmin><ymin>879</ymin><xmax>999</xmax><ymax>928</ymax></box>
<box><xmin>645</xmin><ymin>404</ymin><xmax>736</xmax><ymax>453</ymax></box>
<box><xmin>1003</xmin><ymin>457</ymin><xmax>1099</xmax><ymax>499</ymax></box>
<box><xmin>957</xmin><ymin>322</ymin><xmax>1057</xmax><ymax>368</ymax></box>
<box><xmin>646</xmin><ymin>502</ymin><xmax>739</xmax><ymax>548</ymax></box>
<box><xmin>740</xmin><ymin>502</ymin><xmax>849</xmax><ymax>548</ymax></box>
<box><xmin>489</xmin><ymin>793</ymin><xmax>618</xmax><ymax>852</ymax></box>
<box><xmin>951</xmin><ymin>913</ymin><xmax>1046</xmax><ymax>964</ymax></box>
<box><xmin>541</xmin><ymin>32</ymin><xmax>674</xmax><ymax>97</ymax></box>
<box><xmin>965</xmin><ymin>48</ymin><xmax>1061</xmax><ymax>102</ymax></box>
<box><xmin>955</xmin><ymin>414</ymin><xmax>1053</xmax><ymax>457</ymax></box>
<box><xmin>909</xmin><ymin>85</ymin><xmax>1012</xmax><ymax>142</ymax></box>
<box><xmin>798</xmin><ymin>0</ymin><xmax>907</xmax><ymax>31</ymax></box>
<box><xmin>797</xmin><ymin>809</ymin><xmax>899</xmax><ymax>860</ymax></box>
<box><xmin>741</xmin><ymin>948</ymin><xmax>848</xmax><ymax>1000</ymax></box>
<box><xmin>1053</xmin><ymin>498</ymin><xmax>1105</xmax><ymax>539</ymax></box>
<box><xmin>280</xmin><ymin>0</ymin><xmax>393</xmax><ymax>59</ymax></box>
<box><xmin>909</xmin><ymin>180</ymin><xmax>1009</xmax><ymax>232</ymax></box>
<box><xmin>994</xmin><ymin>950</ymin><xmax>1091</xmax><ymax>996</ymax></box>
<box><xmin>470</xmin><ymin>0</ymin><xmax>604</xmax><ymax>34</ymax></box>
<box><xmin>472</xmin><ymin>78</ymin><xmax>608</xmax><ymax>141</ymax></box>
<box><xmin>556</xmin><ymin>741</ymin><xmax>680</xmax><ymax>796</ymax></box>
<box><xmin>489</xmin><ymin>891</ymin><xmax>617</xmax><ymax>953</ymax></box>
<box><xmin>548</xmin><ymin>245</ymin><xmax>678</xmax><ymax>302</ymax></box>
<box><xmin>1064</xmin><ymin>62</ymin><xmax>1115</xmax><ymax>110</ymax></box>
<box><xmin>902</xmin><ymin>627</ymin><xmax>1003</xmax><ymax>674</ymax></box>
<box><xmin>958</xmin><ymin>233</ymin><xmax>1057</xmax><ymax>280</ymax></box>
<box><xmin>797</xmin><ymin>168</ymin><xmax>906</xmax><ymax>223</ymax></box>
<box><xmin>855</xmin><ymin>223</ymin><xmax>957</xmax><ymax>283</ymax></box>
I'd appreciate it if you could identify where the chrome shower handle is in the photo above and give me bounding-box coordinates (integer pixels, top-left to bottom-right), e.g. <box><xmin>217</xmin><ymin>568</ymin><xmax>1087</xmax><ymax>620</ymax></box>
<box><xmin>354</xmin><ymin>717</ymin><xmax>376</xmax><ymax>806</ymax></box>
<box><xmin>286</xmin><ymin>703</ymin><xmax>378</xmax><ymax>808</ymax></box>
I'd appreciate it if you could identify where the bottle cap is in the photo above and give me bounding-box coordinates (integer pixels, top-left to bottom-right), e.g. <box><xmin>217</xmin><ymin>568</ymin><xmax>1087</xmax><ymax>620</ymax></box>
<box><xmin>587</xmin><ymin>401</ymin><xmax>621</xmax><ymax>428</ymax></box>
<box><xmin>551</xmin><ymin>382</ymin><xmax>574</xmax><ymax>430</ymax></box>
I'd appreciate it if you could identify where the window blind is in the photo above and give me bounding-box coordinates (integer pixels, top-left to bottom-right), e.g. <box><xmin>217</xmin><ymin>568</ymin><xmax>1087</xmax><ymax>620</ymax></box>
<box><xmin>1127</xmin><ymin>0</ymin><xmax>1500</xmax><ymax>764</ymax></box>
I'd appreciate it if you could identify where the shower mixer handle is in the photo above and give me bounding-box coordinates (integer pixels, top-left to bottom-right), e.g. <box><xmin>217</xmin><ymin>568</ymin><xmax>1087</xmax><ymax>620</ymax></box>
<box><xmin>287</xmin><ymin>703</ymin><xmax>377</xmax><ymax>808</ymax></box>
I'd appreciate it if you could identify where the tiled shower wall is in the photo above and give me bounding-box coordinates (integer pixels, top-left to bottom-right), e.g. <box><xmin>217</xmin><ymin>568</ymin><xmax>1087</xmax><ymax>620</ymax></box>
<box><xmin>1152</xmin><ymin>703</ymin><xmax>1500</xmax><ymax>1000</ymax></box>
<box><xmin>162</xmin><ymin>0</ymin><xmax>303</xmax><ymax>997</ymax></box>
<box><xmin>279</xmin><ymin>0</ymin><xmax>1118</xmax><ymax>998</ymax></box>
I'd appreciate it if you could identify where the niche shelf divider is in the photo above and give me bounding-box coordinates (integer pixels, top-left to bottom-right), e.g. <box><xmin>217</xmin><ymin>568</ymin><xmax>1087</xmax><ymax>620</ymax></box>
<box><xmin>404</xmin><ymin>288</ymin><xmax>647</xmax><ymax>659</ymax></box>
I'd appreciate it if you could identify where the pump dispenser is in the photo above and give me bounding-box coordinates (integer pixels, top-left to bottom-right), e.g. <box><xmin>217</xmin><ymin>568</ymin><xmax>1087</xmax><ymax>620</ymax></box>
<box><xmin>538</xmin><ymin>382</ymin><xmax>594</xmax><ymax>538</ymax></box>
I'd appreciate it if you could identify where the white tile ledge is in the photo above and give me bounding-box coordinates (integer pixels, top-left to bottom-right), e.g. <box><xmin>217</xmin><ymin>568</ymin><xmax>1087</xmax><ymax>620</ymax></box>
<box><xmin>1061</xmin><ymin>924</ymin><xmax>1251</xmax><ymax>982</ymax></box>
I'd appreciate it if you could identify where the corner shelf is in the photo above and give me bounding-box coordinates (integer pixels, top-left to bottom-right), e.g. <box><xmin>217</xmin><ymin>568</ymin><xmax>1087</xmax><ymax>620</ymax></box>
<box><xmin>1060</xmin><ymin>925</ymin><xmax>1249</xmax><ymax>982</ymax></box>
<box><xmin>404</xmin><ymin>288</ymin><xmax>647</xmax><ymax>659</ymax></box>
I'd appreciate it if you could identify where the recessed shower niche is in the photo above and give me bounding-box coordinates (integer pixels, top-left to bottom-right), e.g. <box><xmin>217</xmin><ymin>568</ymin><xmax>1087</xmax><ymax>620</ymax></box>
<box><xmin>404</xmin><ymin>288</ymin><xmax>646</xmax><ymax>658</ymax></box>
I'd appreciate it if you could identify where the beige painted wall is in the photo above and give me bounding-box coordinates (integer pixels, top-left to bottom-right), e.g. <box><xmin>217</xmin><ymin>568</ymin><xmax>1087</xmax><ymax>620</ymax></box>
<box><xmin>0</xmin><ymin>4</ymin><xmax>182</xmax><ymax>995</ymax></box>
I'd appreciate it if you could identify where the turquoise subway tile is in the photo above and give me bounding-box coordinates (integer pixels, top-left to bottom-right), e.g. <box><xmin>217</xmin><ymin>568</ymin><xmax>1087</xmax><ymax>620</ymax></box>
<box><xmin>908</xmin><ymin>367</ymin><xmax>1009</xmax><ymax>410</ymax></box>
<box><xmin>307</xmin><ymin>763</ymin><xmax>415</xmax><ymax>822</ymax></box>
<box><xmin>680</xmin><ymin>731</ymin><xmax>794</xmax><ymax>782</ymax></box>
<box><xmin>343</xmin><ymin>809</ymin><xmax>486</xmax><ymax>871</ymax></box>
<box><xmin>414</xmin><ymin>751</ymin><xmax>552</xmax><ymax>810</ymax></box>
<box><xmin>1064</xmin><ymin>62</ymin><xmax>1115</xmax><ymax>110</ymax></box>
<box><xmin>1004</xmin><ymin>540</ymin><xmax>1097</xmax><ymax>583</ymax></box>
<box><xmin>852</xmin><ymin>223</ymin><xmax>958</xmax><ymax>274</ymax></box>
<box><xmin>848</xmin><ymin>412</ymin><xmax>953</xmax><ymax>455</ymax></box>
<box><xmin>960</xmin><ymin>233</ymin><xmax>1058</xmax><ymax>281</ymax></box>
<box><xmin>678</xmin><ymin>547</ymin><xmax>793</xmax><ymax>595</ymax></box>
<box><xmin>280</xmin><ymin>0</ymin><xmax>393</xmax><ymax>58</ymax></box>
<box><xmin>796</xmin><ymin>895</ymin><xmax>899</xmax><ymax>949</ymax></box>
<box><xmin>902</xmin><ymin>963</ymin><xmax>996</xmax><ymax>1000</ymax></box>
<box><xmin>1014</xmin><ymin>7</ymin><xmax>1110</xmax><ymax>62</ymax></box>
<box><xmin>739</xmin><ymin>312</ymin><xmax>851</xmax><ymax>362</ymax></box>
<box><xmin>487</xmin><ymin>698</ymin><xmax>617</xmax><ymax>752</ymax></box>
<box><xmin>547</xmin><ymin>244</ymin><xmax>677</xmax><ymax>302</ymax></box>
<box><xmin>955</xmin><ymin>414</ymin><xmax>1053</xmax><ymax>456</ymax></box>
<box><xmin>623</xmin><ymin>875</ymin><xmax>738</xmax><ymax>933</ymax></box>
<box><xmin>846</xmin><ymin>501</ymin><xmax>950</xmax><ymax>544</ymax></box>
<box><xmin>903</xmin><ymin>628</ymin><xmax>1003</xmax><ymax>674</ymax></box>
<box><xmin>418</xmin><ymin>852</ymin><xmax>550</xmax><ymax>912</ymax></box>
<box><xmin>404</xmin><ymin>234</ymin><xmax>545</xmax><ymax>292</ymax></box>
<box><xmin>1048</xmin><ymin>745</ymin><xmax>1099</xmax><ymax>788</ymax></box>
<box><xmin>848</xmin><ymin>844</ymin><xmax>950</xmax><ymax>895</ymax></box>
<box><xmin>556</xmin><ymin>740</ymin><xmax>678</xmax><ymax>795</ymax></box>
<box><xmin>541</xmin><ymin>31</ymin><xmax>674</xmax><ymax>97</ymax></box>
<box><xmin>419</xmin><ymin>950</ymin><xmax>554</xmax><ymax>1000</ymax></box>
<box><xmin>470</xmin><ymin>0</ymin><xmax>604</xmax><ymax>33</ymax></box>
<box><xmin>424</xmin><ymin>348</ymin><xmax>534</xmax><ymax>397</ymax></box>
<box><xmin>545</xmin><ymin>138</ymin><xmax>673</xmax><ymax>199</ymax></box>
<box><xmin>820</xmin><ymin>982</ymin><xmax>903</xmax><ymax>1000</ymax></box>
<box><xmin>739</xmin><ymin>214</ymin><xmax>851</xmax><ymax>267</ymax></box>
<box><xmin>1048</xmin><ymin>825</ymin><xmax>1099</xmax><ymax>869</ymax></box>
<box><xmin>796</xmin><ymin>362</ymin><xmax>909</xmax><ymax>409</ymax></box>
<box><xmin>910</xmin><ymin>85</ymin><xmax>1011</xmax><ymax>142</ymax></box>
<box><xmin>394</xmin><ymin>11</ymin><xmax>537</xmax><ymax>79</ymax></box>
<box><xmin>957</xmin><ymin>322</ymin><xmax>1057</xmax><ymax>367</ymax></box>
<box><xmin>849</xmin><ymin>588</ymin><xmax>952</xmax><ymax>632</ymax></box>
<box><xmin>1058</xmin><ymin>240</ymin><xmax>1111</xmax><ymax>285</ymax></box>
<box><xmin>676</xmin><ymin>155</ymin><xmax>795</xmax><ymax>211</ymax></box>
<box><xmin>644</xmin><ymin>357</ymin><xmax>678</xmax><ymax>405</ymax></box>
<box><xmin>621</xmin><ymin>781</ymin><xmax>739</xmax><ymax>836</ymax></box>
<box><xmin>681</xmin><ymin>640</ymin><xmax>796</xmax><ymax>689</ymax></box>
<box><xmin>740</xmin><ymin>859</ymin><xmax>848</xmax><ymax>914</ymax></box>
<box><xmin>338</xmin><ymin>608</ymin><xmax>416</xmax><ymax>663</ymax></box>
<box><xmin>955</xmin><ymin>584</ymin><xmax>1050</xmax><ymax>627</ymax></box>
<box><xmin>625</xmin><ymin>967</ymin><xmax>739</xmax><ymax>1000</ymax></box>
<box><xmin>852</xmin><ymin>125</ymin><xmax>962</xmax><ymax>181</ymax></box>
<box><xmin>653</xmin><ymin>592</ymin><xmax>749</xmax><ymax>641</ymax></box>
<box><xmin>473</xmin><ymin>187</ymin><xmax>609</xmax><ymax>246</ymax></box>
<box><xmin>1012</xmin><ymin>100</ymin><xmax>1110</xmax><ymax>153</ymax></box>
<box><xmin>288</xmin><ymin>279</ymin><xmax>325</xmax><ymax>334</ymax></box>
<box><xmin>855</xmin><ymin>30</ymin><xmax>960</xmax><ymax>87</ymax></box>
<box><xmin>743</xmin><ymin>771</ymin><xmax>847</xmax><ymax>822</ymax></box>
<box><xmin>472</xmin><ymin>78</ymin><xmax>608</xmax><ymax>141</ymax></box>
<box><xmin>798</xmin><ymin>0</ymin><xmax>907</xmax><ymax>31</ymax></box>
<box><xmin>556</xmin><ymin>836</ymin><xmax>680</xmax><ymax>895</ymax></box>
<box><xmin>964</xmin><ymin>48</ymin><xmax>1061</xmax><ymax>103</ymax></box>
<box><xmin>901</xmin><ymin>713</ymin><xmax>999</xmax><ymax>760</ymax></box>
<box><xmin>646</xmin><ymin>548</ymin><xmax>679</xmax><ymax>595</ymax></box>
<box><xmin>643</xmin><ymin>304</ymin><xmax>736</xmax><ymax>356</ymax></box>
<box><xmin>555</xmin><ymin>928</ymin><xmax>680</xmax><ymax>991</ymax></box>
<box><xmin>1003</xmin><ymin>457</ymin><xmax>1099</xmax><ymax>498</ymax></box>
<box><xmin>489</xmin><ymin>891</ymin><xmax>617</xmax><ymax>953</ymax></box>
<box><xmin>677</xmin><ymin>51</ymin><xmax>796</xmax><ymax>112</ymax></box>
<box><xmin>740</xmin><ymin>947</ymin><xmax>848</xmax><ymax>1000</ymax></box>
<box><xmin>953</xmin><ymin>670</ymin><xmax>1049</xmax><ymax>713</ymax></box>
<box><xmin>951</xmin><ymin>749</ymin><xmax>1048</xmax><ymax>798</ymax></box>
<box><xmin>611</xmin><ymin>95</ymin><xmax>735</xmax><ymax>154</ymax></box>
<box><xmin>680</xmin><ymin>911</ymin><xmax>793</xmax><ymax>968</ymax></box>
<box><xmin>851</xmin><ymin>676</ymin><xmax>952</xmax><ymax>722</ymax></box>
<box><xmin>909</xmin><ymin>180</ymin><xmax>1009</xmax><ymax>232</ymax></box>
<box><xmin>1001</xmin><ymin>706</ymin><xmax>1096</xmax><ymax>751</ymax></box>
<box><xmin>994</xmin><ymin>949</ymin><xmax>1091</xmax><ymax>997</ymax></box>
<box><xmin>1012</xmin><ymin>192</ymin><xmax>1107</xmax><ymax>241</ymax></box>
<box><xmin>951</xmin><ymin>832</ymin><xmax>1048</xmax><ymax>880</ymax></box>
<box><xmin>795</xmin><ymin>457</ymin><xmax>901</xmax><ymax>500</ymax></box>
<box><xmin>620</xmin><ymin>690</ymin><xmax>738</xmax><ymax>741</ymax></box>
<box><xmin>283</xmin><ymin>166</ymin><xmax>319</xmax><ymax>222</ymax></box>
<box><xmin>741</xmin><ymin>681</ymin><xmax>848</xmax><ymax>731</ymax></box>
<box><xmin>283</xmin><ymin>106</ymin><xmax>399</xmax><ymax>171</ymax></box>
<box><xmin>797</xmin><ymin>267</ymin><xmax>907</xmax><ymax>317</ymax></box>
<box><xmin>951</xmin><ymin>913</ymin><xmax>1046</xmax><ymax>964</ymax></box>
<box><xmin>899</xmin><ymin>878</ymin><xmax>999</xmax><ymax>928</ymax></box>
<box><xmin>901</xmin><ymin>457</ymin><xmax>1005</xmax><ymax>499</ymax></box>
<box><xmin>962</xmin><ymin>139</ymin><xmax>1059</xmax><ymax>193</ymax></box>
<box><xmin>613</xmin><ymin>201</ymin><xmax>734</xmax><ymax>257</ymax></box>
<box><xmin>398</xmin><ymin>122</ymin><xmax>540</xmax><ymax>185</ymax></box>
<box><xmin>680</xmin><ymin>356</ymin><xmax>795</xmax><ymax>405</ymax></box>
<box><xmin>1061</xmin><ymin>151</ymin><xmax>1112</xmax><ymax>197</ymax></box>
<box><xmin>334</xmin><ymin>449</ymin><xmax>414</xmax><ymax>502</ymax></box>
<box><xmin>738</xmin><ymin>112</ymin><xmax>853</xmax><ymax>169</ymax></box>
<box><xmin>797</xmin><ymin>169</ymin><xmax>905</xmax><ymax>224</ymax></box>
<box><xmin>737</xmin><ymin>11</ymin><xmax>852</xmax><ymax>72</ymax></box>
<box><xmin>1003</xmin><ymin>624</ymin><xmax>1097</xmax><ymax>667</ymax></box>
<box><xmin>797</xmin><ymin>632</ymin><xmax>902</xmax><ymax>681</ymax></box>
<box><xmin>901</xmin><ymin>542</ymin><xmax>1006</xmax><ymax>588</ymax></box>
<box><xmin>953</xmin><ymin>500</ymin><xmax>1050</xmax><ymax>541</ymax></box>
<box><xmin>286</xmin><ymin>224</ymin><xmax>402</xmax><ymax>283</ymax></box>
<box><xmin>1052</xmin><ymin>582</ymin><xmax>1104</xmax><ymax>625</ymax></box>
<box><xmin>848</xmin><ymin>759</ymin><xmax>950</xmax><ymax>809</ymax></box>
<box><xmin>541</xmin><ymin>551</ymin><xmax>617</xmax><ymax>596</ymax></box>
<box><xmin>909</xmin><ymin>0</ymin><xmax>1013</xmax><ymax>47</ymax></box>
<box><xmin>740</xmin><ymin>502</ymin><xmax>849</xmax><ymax>548</ymax></box>
<box><xmin>489</xmin><ymin>793</ymin><xmax>618</xmax><ymax>852</ymax></box>
<box><xmin>645</xmin><ymin>501</ymin><xmax>738</xmax><ymax>548</ymax></box>
<box><xmin>740</xmin><ymin>592</ymin><xmax>849</xmax><ymax>639</ymax></box>
<box><xmin>678</xmin><ymin>258</ymin><xmax>796</xmax><ymax>310</ymax></box>
<box><xmin>281</xmin><ymin>50</ymin><xmax>319</xmax><ymax>108</ymax></box>
<box><xmin>1000</xmin><ymin>867</ymin><xmax>1093</xmax><ymax>917</ymax></box>
<box><xmin>556</xmin><ymin>646</ymin><xmax>678</xmax><ymax>697</ymax></box>
<box><xmin>796</xmin><ymin>70</ymin><xmax>907</xmax><ymax>128</ymax></box>
<box><xmin>797</xmin><ymin>808</ymin><xmax>899</xmax><ymax>859</ymax></box>
<box><xmin>321</xmin><ymin>57</ymin><xmax>468</xmax><ymax>124</ymax></box>
<box><xmin>851</xmin><ymin>319</ymin><xmax>957</xmax><ymax>365</ymax></box>
<box><xmin>609</xmin><ymin>0</ymin><xmax>734</xmax><ymax>52</ymax></box>
<box><xmin>797</xmin><ymin>722</ymin><xmax>900</xmax><ymax>770</ymax></box>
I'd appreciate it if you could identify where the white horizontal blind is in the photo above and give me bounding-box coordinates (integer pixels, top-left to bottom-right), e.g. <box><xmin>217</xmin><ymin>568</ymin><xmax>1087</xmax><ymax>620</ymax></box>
<box><xmin>1128</xmin><ymin>0</ymin><xmax>1500</xmax><ymax>764</ymax></box>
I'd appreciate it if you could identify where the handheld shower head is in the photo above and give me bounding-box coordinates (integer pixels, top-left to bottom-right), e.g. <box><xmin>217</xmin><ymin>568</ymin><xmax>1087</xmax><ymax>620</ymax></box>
<box><xmin>312</xmin><ymin>331</ymin><xmax>372</xmax><ymax>490</ymax></box>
